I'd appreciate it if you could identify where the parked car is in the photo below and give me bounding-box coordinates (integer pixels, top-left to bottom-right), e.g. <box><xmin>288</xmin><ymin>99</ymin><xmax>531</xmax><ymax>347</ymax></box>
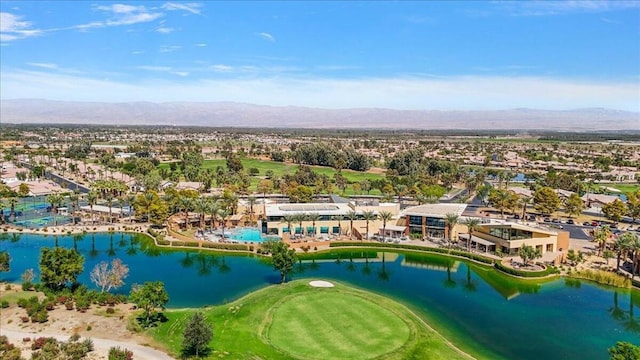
<box><xmin>528</xmin><ymin>215</ymin><xmax>537</xmax><ymax>221</ymax></box>
<box><xmin>583</xmin><ymin>222</ymin><xmax>591</xmax><ymax>226</ymax></box>
<box><xmin>609</xmin><ymin>223</ymin><xmax>618</xmax><ymax>229</ymax></box>
<box><xmin>543</xmin><ymin>218</ymin><xmax>551</xmax><ymax>223</ymax></box>
<box><xmin>566</xmin><ymin>219</ymin><xmax>575</xmax><ymax>225</ymax></box>
<box><xmin>551</xmin><ymin>218</ymin><xmax>560</xmax><ymax>223</ymax></box>
<box><xmin>591</xmin><ymin>221</ymin><xmax>599</xmax><ymax>226</ymax></box>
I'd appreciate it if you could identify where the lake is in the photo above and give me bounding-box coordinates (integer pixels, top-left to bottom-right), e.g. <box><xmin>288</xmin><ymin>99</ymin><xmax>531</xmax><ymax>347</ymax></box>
<box><xmin>0</xmin><ymin>232</ymin><xmax>638</xmax><ymax>360</ymax></box>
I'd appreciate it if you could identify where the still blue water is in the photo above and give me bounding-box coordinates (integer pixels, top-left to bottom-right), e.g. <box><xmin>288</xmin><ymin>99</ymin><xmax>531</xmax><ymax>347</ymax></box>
<box><xmin>0</xmin><ymin>232</ymin><xmax>638</xmax><ymax>360</ymax></box>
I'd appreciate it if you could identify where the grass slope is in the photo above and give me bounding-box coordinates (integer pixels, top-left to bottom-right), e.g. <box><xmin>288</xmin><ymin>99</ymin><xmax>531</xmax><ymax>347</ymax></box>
<box><xmin>148</xmin><ymin>280</ymin><xmax>479</xmax><ymax>360</ymax></box>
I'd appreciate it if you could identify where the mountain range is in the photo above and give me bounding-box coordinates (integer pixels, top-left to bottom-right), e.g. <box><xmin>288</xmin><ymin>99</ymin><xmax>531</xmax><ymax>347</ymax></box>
<box><xmin>1</xmin><ymin>99</ymin><xmax>638</xmax><ymax>131</ymax></box>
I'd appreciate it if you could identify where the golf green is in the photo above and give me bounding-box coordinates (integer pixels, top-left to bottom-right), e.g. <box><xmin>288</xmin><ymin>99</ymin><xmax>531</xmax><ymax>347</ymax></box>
<box><xmin>266</xmin><ymin>288</ymin><xmax>411</xmax><ymax>359</ymax></box>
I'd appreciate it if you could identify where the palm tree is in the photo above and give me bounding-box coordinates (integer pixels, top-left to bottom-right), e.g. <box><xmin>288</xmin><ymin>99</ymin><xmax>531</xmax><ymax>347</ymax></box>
<box><xmin>179</xmin><ymin>196</ymin><xmax>193</xmax><ymax>229</ymax></box>
<box><xmin>46</xmin><ymin>193</ymin><xmax>63</xmax><ymax>226</ymax></box>
<box><xmin>104</xmin><ymin>193</ymin><xmax>114</xmax><ymax>224</ymax></box>
<box><xmin>614</xmin><ymin>233</ymin><xmax>634</xmax><ymax>272</ymax></box>
<box><xmin>281</xmin><ymin>214</ymin><xmax>295</xmax><ymax>237</ymax></box>
<box><xmin>86</xmin><ymin>191</ymin><xmax>98</xmax><ymax>225</ymax></box>
<box><xmin>0</xmin><ymin>199</ymin><xmax>5</xmax><ymax>224</ymax></box>
<box><xmin>292</xmin><ymin>213</ymin><xmax>307</xmax><ymax>236</ymax></box>
<box><xmin>206</xmin><ymin>199</ymin><xmax>219</xmax><ymax>231</ymax></box>
<box><xmin>7</xmin><ymin>197</ymin><xmax>18</xmax><ymax>221</ymax></box>
<box><xmin>362</xmin><ymin>210</ymin><xmax>378</xmax><ymax>241</ymax></box>
<box><xmin>593</xmin><ymin>226</ymin><xmax>611</xmax><ymax>256</ymax></box>
<box><xmin>463</xmin><ymin>217</ymin><xmax>481</xmax><ymax>252</ymax></box>
<box><xmin>331</xmin><ymin>215</ymin><xmax>344</xmax><ymax>236</ymax></box>
<box><xmin>378</xmin><ymin>211</ymin><xmax>393</xmax><ymax>238</ymax></box>
<box><xmin>218</xmin><ymin>209</ymin><xmax>229</xmax><ymax>239</ymax></box>
<box><xmin>346</xmin><ymin>210</ymin><xmax>358</xmax><ymax>240</ymax></box>
<box><xmin>246</xmin><ymin>196</ymin><xmax>257</xmax><ymax>225</ymax></box>
<box><xmin>445</xmin><ymin>213</ymin><xmax>459</xmax><ymax>247</ymax></box>
<box><xmin>69</xmin><ymin>193</ymin><xmax>79</xmax><ymax>225</ymax></box>
<box><xmin>628</xmin><ymin>234</ymin><xmax>640</xmax><ymax>280</ymax></box>
<box><xmin>194</xmin><ymin>198</ymin><xmax>209</xmax><ymax>230</ymax></box>
<box><xmin>306</xmin><ymin>213</ymin><xmax>321</xmax><ymax>237</ymax></box>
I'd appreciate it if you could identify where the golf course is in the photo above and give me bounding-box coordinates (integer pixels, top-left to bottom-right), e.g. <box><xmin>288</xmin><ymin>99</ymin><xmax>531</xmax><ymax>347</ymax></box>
<box><xmin>149</xmin><ymin>280</ymin><xmax>475</xmax><ymax>360</ymax></box>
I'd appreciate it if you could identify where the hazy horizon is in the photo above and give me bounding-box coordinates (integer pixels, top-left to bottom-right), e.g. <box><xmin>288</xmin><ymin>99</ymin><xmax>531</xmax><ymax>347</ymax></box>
<box><xmin>1</xmin><ymin>1</ymin><xmax>639</xmax><ymax>112</ymax></box>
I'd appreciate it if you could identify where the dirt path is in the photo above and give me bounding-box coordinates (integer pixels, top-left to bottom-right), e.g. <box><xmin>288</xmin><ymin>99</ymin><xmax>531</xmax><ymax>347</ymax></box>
<box><xmin>0</xmin><ymin>328</ymin><xmax>175</xmax><ymax>360</ymax></box>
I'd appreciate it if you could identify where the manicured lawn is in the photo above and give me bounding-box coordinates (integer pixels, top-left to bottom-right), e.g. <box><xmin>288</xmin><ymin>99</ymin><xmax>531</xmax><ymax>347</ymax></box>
<box><xmin>267</xmin><ymin>290</ymin><xmax>410</xmax><ymax>359</ymax></box>
<box><xmin>159</xmin><ymin>158</ymin><xmax>385</xmax><ymax>193</ymax></box>
<box><xmin>603</xmin><ymin>183</ymin><xmax>639</xmax><ymax>194</ymax></box>
<box><xmin>0</xmin><ymin>288</ymin><xmax>40</xmax><ymax>305</ymax></box>
<box><xmin>148</xmin><ymin>280</ymin><xmax>479</xmax><ymax>360</ymax></box>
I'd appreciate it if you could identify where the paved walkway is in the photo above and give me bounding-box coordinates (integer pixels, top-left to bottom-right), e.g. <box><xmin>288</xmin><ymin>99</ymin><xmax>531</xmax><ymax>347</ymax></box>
<box><xmin>0</xmin><ymin>329</ymin><xmax>175</xmax><ymax>360</ymax></box>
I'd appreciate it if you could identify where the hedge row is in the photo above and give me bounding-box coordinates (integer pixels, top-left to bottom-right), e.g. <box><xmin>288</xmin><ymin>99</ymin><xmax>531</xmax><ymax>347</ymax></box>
<box><xmin>329</xmin><ymin>242</ymin><xmax>495</xmax><ymax>264</ymax></box>
<box><xmin>633</xmin><ymin>278</ymin><xmax>640</xmax><ymax>289</ymax></box>
<box><xmin>156</xmin><ymin>239</ymin><xmax>171</xmax><ymax>246</ymax></box>
<box><xmin>201</xmin><ymin>242</ymin><xmax>249</xmax><ymax>251</ymax></box>
<box><xmin>494</xmin><ymin>261</ymin><xmax>558</xmax><ymax>278</ymax></box>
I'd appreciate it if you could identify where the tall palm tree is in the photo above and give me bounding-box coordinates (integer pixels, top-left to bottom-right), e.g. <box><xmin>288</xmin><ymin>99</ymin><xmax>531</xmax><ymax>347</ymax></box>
<box><xmin>362</xmin><ymin>210</ymin><xmax>378</xmax><ymax>241</ymax></box>
<box><xmin>281</xmin><ymin>214</ymin><xmax>295</xmax><ymax>237</ymax></box>
<box><xmin>247</xmin><ymin>196</ymin><xmax>257</xmax><ymax>225</ymax></box>
<box><xmin>7</xmin><ymin>197</ymin><xmax>18</xmax><ymax>221</ymax></box>
<box><xmin>104</xmin><ymin>193</ymin><xmax>114</xmax><ymax>224</ymax></box>
<box><xmin>614</xmin><ymin>233</ymin><xmax>634</xmax><ymax>272</ymax></box>
<box><xmin>46</xmin><ymin>193</ymin><xmax>63</xmax><ymax>226</ymax></box>
<box><xmin>69</xmin><ymin>193</ymin><xmax>79</xmax><ymax>225</ymax></box>
<box><xmin>593</xmin><ymin>226</ymin><xmax>611</xmax><ymax>256</ymax></box>
<box><xmin>445</xmin><ymin>213</ymin><xmax>459</xmax><ymax>247</ymax></box>
<box><xmin>178</xmin><ymin>196</ymin><xmax>193</xmax><ymax>229</ymax></box>
<box><xmin>306</xmin><ymin>213</ymin><xmax>321</xmax><ymax>237</ymax></box>
<box><xmin>86</xmin><ymin>191</ymin><xmax>98</xmax><ymax>225</ymax></box>
<box><xmin>331</xmin><ymin>215</ymin><xmax>344</xmax><ymax>236</ymax></box>
<box><xmin>194</xmin><ymin>198</ymin><xmax>209</xmax><ymax>230</ymax></box>
<box><xmin>463</xmin><ymin>217</ymin><xmax>481</xmax><ymax>252</ymax></box>
<box><xmin>628</xmin><ymin>234</ymin><xmax>640</xmax><ymax>280</ymax></box>
<box><xmin>0</xmin><ymin>199</ymin><xmax>5</xmax><ymax>224</ymax></box>
<box><xmin>292</xmin><ymin>213</ymin><xmax>307</xmax><ymax>236</ymax></box>
<box><xmin>207</xmin><ymin>199</ymin><xmax>219</xmax><ymax>230</ymax></box>
<box><xmin>218</xmin><ymin>209</ymin><xmax>229</xmax><ymax>239</ymax></box>
<box><xmin>346</xmin><ymin>210</ymin><xmax>358</xmax><ymax>240</ymax></box>
<box><xmin>378</xmin><ymin>211</ymin><xmax>393</xmax><ymax>238</ymax></box>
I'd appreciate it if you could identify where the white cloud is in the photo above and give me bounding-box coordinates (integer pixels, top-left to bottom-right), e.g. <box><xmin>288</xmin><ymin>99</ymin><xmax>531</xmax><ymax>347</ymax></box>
<box><xmin>27</xmin><ymin>62</ymin><xmax>58</xmax><ymax>69</ymax></box>
<box><xmin>131</xmin><ymin>50</ymin><xmax>144</xmax><ymax>55</ymax></box>
<box><xmin>156</xmin><ymin>26</ymin><xmax>175</xmax><ymax>34</ymax></box>
<box><xmin>210</xmin><ymin>64</ymin><xmax>234</xmax><ymax>72</ymax></box>
<box><xmin>1</xmin><ymin>70</ymin><xmax>638</xmax><ymax>112</ymax></box>
<box><xmin>137</xmin><ymin>65</ymin><xmax>172</xmax><ymax>72</ymax></box>
<box><xmin>76</xmin><ymin>4</ymin><xmax>163</xmax><ymax>30</ymax></box>
<box><xmin>159</xmin><ymin>45</ymin><xmax>181</xmax><ymax>53</ymax></box>
<box><xmin>498</xmin><ymin>0</ymin><xmax>640</xmax><ymax>16</ymax></box>
<box><xmin>0</xmin><ymin>12</ymin><xmax>42</xmax><ymax>42</ymax></box>
<box><xmin>161</xmin><ymin>2</ymin><xmax>203</xmax><ymax>15</ymax></box>
<box><xmin>195</xmin><ymin>43</ymin><xmax>207</xmax><ymax>47</ymax></box>
<box><xmin>257</xmin><ymin>32</ymin><xmax>275</xmax><ymax>42</ymax></box>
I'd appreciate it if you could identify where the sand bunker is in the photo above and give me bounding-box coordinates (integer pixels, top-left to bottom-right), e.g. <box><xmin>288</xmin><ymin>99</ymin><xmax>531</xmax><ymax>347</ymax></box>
<box><xmin>309</xmin><ymin>280</ymin><xmax>335</xmax><ymax>288</ymax></box>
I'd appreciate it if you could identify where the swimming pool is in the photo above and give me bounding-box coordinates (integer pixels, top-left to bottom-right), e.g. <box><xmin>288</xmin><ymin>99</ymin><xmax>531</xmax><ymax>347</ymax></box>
<box><xmin>228</xmin><ymin>228</ymin><xmax>278</xmax><ymax>243</ymax></box>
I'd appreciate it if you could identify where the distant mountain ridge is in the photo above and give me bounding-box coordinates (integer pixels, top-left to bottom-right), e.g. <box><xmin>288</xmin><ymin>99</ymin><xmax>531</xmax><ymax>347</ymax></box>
<box><xmin>1</xmin><ymin>99</ymin><xmax>638</xmax><ymax>131</ymax></box>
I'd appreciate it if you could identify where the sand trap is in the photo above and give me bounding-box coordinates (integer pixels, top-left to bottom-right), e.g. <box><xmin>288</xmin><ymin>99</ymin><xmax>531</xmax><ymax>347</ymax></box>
<box><xmin>309</xmin><ymin>280</ymin><xmax>335</xmax><ymax>288</ymax></box>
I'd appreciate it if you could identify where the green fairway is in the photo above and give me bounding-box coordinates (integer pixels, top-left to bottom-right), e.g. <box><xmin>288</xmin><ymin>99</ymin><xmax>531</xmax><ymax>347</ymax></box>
<box><xmin>267</xmin><ymin>290</ymin><xmax>410</xmax><ymax>359</ymax></box>
<box><xmin>603</xmin><ymin>183</ymin><xmax>639</xmax><ymax>194</ymax></box>
<box><xmin>148</xmin><ymin>280</ymin><xmax>480</xmax><ymax>360</ymax></box>
<box><xmin>159</xmin><ymin>158</ymin><xmax>384</xmax><ymax>193</ymax></box>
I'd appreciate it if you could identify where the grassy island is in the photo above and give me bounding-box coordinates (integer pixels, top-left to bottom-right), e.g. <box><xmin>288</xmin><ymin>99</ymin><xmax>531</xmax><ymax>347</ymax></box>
<box><xmin>149</xmin><ymin>280</ymin><xmax>479</xmax><ymax>360</ymax></box>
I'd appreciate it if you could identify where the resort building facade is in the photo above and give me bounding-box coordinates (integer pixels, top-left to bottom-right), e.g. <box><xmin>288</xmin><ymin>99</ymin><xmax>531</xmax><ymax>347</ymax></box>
<box><xmin>469</xmin><ymin>222</ymin><xmax>569</xmax><ymax>258</ymax></box>
<box><xmin>262</xmin><ymin>202</ymin><xmax>400</xmax><ymax>239</ymax></box>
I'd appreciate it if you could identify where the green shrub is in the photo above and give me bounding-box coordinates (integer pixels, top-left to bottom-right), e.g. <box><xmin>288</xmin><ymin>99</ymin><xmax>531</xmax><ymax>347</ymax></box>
<box><xmin>108</xmin><ymin>346</ymin><xmax>134</xmax><ymax>360</ymax></box>
<box><xmin>329</xmin><ymin>242</ymin><xmax>495</xmax><ymax>264</ymax></box>
<box><xmin>201</xmin><ymin>242</ymin><xmax>249</xmax><ymax>251</ymax></box>
<box><xmin>156</xmin><ymin>239</ymin><xmax>170</xmax><ymax>246</ymax></box>
<box><xmin>494</xmin><ymin>262</ymin><xmax>558</xmax><ymax>278</ymax></box>
<box><xmin>21</xmin><ymin>281</ymin><xmax>32</xmax><ymax>291</ymax></box>
<box><xmin>0</xmin><ymin>300</ymin><xmax>9</xmax><ymax>308</ymax></box>
<box><xmin>573</xmin><ymin>269</ymin><xmax>631</xmax><ymax>288</ymax></box>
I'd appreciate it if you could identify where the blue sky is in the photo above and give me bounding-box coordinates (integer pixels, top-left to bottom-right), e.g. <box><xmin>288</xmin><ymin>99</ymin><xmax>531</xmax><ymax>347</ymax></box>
<box><xmin>1</xmin><ymin>1</ymin><xmax>639</xmax><ymax>111</ymax></box>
